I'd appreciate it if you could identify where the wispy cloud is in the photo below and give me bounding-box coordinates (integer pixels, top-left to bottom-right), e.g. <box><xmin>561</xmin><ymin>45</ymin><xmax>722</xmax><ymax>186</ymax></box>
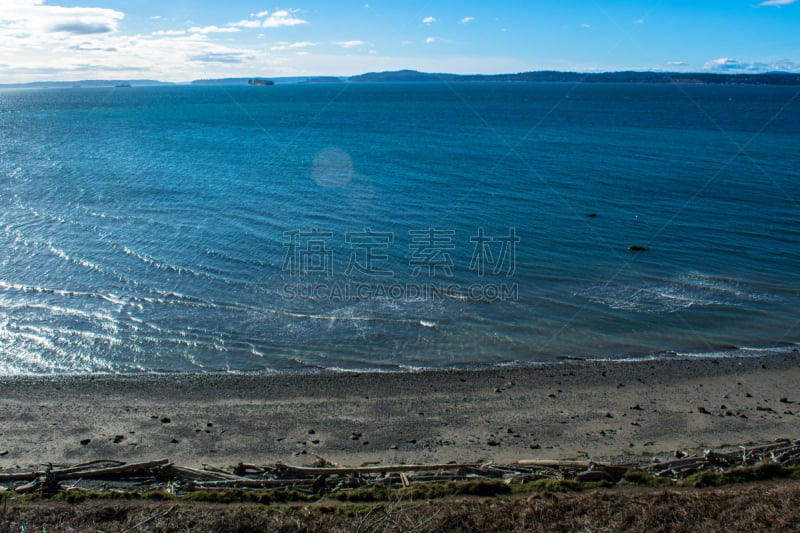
<box><xmin>262</xmin><ymin>9</ymin><xmax>308</xmax><ymax>28</ymax></box>
<box><xmin>425</xmin><ymin>37</ymin><xmax>437</xmax><ymax>44</ymax></box>
<box><xmin>460</xmin><ymin>17</ymin><xmax>475</xmax><ymax>24</ymax></box>
<box><xmin>337</xmin><ymin>40</ymin><xmax>365</xmax><ymax>48</ymax></box>
<box><xmin>270</xmin><ymin>41</ymin><xmax>317</xmax><ymax>51</ymax></box>
<box><xmin>634</xmin><ymin>19</ymin><xmax>645</xmax><ymax>24</ymax></box>
<box><xmin>758</xmin><ymin>0</ymin><xmax>797</xmax><ymax>6</ymax></box>
<box><xmin>188</xmin><ymin>25</ymin><xmax>240</xmax><ymax>34</ymax></box>
<box><xmin>423</xmin><ymin>16</ymin><xmax>436</xmax><ymax>25</ymax></box>
<box><xmin>229</xmin><ymin>19</ymin><xmax>262</xmax><ymax>29</ymax></box>
<box><xmin>666</xmin><ymin>61</ymin><xmax>688</xmax><ymax>66</ymax></box>
<box><xmin>51</xmin><ymin>22</ymin><xmax>114</xmax><ymax>35</ymax></box>
<box><xmin>152</xmin><ymin>30</ymin><xmax>186</xmax><ymax>36</ymax></box>
<box><xmin>705</xmin><ymin>57</ymin><xmax>755</xmax><ymax>70</ymax></box>
<box><xmin>580</xmin><ymin>23</ymin><xmax>591</xmax><ymax>28</ymax></box>
<box><xmin>704</xmin><ymin>57</ymin><xmax>800</xmax><ymax>72</ymax></box>
<box><xmin>188</xmin><ymin>52</ymin><xmax>250</xmax><ymax>64</ymax></box>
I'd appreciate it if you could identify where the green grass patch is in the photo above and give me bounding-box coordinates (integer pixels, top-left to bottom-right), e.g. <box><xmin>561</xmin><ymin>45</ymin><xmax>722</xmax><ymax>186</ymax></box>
<box><xmin>620</xmin><ymin>471</ymin><xmax>676</xmax><ymax>487</ymax></box>
<box><xmin>330</xmin><ymin>478</ymin><xmax>615</xmax><ymax>502</ymax></box>
<box><xmin>53</xmin><ymin>490</ymin><xmax>136</xmax><ymax>503</ymax></box>
<box><xmin>331</xmin><ymin>480</ymin><xmax>512</xmax><ymax>502</ymax></box>
<box><xmin>180</xmin><ymin>489</ymin><xmax>310</xmax><ymax>504</ymax></box>
<box><xmin>683</xmin><ymin>463</ymin><xmax>800</xmax><ymax>488</ymax></box>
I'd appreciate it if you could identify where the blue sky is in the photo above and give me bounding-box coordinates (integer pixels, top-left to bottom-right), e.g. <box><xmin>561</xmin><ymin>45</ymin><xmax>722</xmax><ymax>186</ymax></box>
<box><xmin>1</xmin><ymin>0</ymin><xmax>799</xmax><ymax>82</ymax></box>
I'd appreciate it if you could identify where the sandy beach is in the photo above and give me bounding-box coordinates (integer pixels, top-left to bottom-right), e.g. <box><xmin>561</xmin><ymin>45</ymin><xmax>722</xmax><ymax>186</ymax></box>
<box><xmin>2</xmin><ymin>352</ymin><xmax>799</xmax><ymax>470</ymax></box>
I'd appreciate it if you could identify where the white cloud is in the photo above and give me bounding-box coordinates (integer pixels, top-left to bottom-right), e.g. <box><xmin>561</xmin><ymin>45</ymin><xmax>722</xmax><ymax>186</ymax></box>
<box><xmin>152</xmin><ymin>30</ymin><xmax>186</xmax><ymax>36</ymax></box>
<box><xmin>580</xmin><ymin>23</ymin><xmax>591</xmax><ymax>28</ymax></box>
<box><xmin>255</xmin><ymin>10</ymin><xmax>270</xmax><ymax>17</ymax></box>
<box><xmin>0</xmin><ymin>1</ymin><xmax>284</xmax><ymax>83</ymax></box>
<box><xmin>666</xmin><ymin>61</ymin><xmax>688</xmax><ymax>66</ymax></box>
<box><xmin>758</xmin><ymin>0</ymin><xmax>797</xmax><ymax>5</ymax></box>
<box><xmin>337</xmin><ymin>40</ymin><xmax>365</xmax><ymax>48</ymax></box>
<box><xmin>188</xmin><ymin>25</ymin><xmax>240</xmax><ymax>34</ymax></box>
<box><xmin>703</xmin><ymin>57</ymin><xmax>799</xmax><ymax>72</ymax></box>
<box><xmin>423</xmin><ymin>16</ymin><xmax>436</xmax><ymax>25</ymax></box>
<box><xmin>425</xmin><ymin>37</ymin><xmax>436</xmax><ymax>44</ymax></box>
<box><xmin>229</xmin><ymin>19</ymin><xmax>262</xmax><ymax>29</ymax></box>
<box><xmin>150</xmin><ymin>16</ymin><xmax>162</xmax><ymax>20</ymax></box>
<box><xmin>270</xmin><ymin>41</ymin><xmax>317</xmax><ymax>51</ymax></box>
<box><xmin>189</xmin><ymin>52</ymin><xmax>251</xmax><ymax>64</ymax></box>
<box><xmin>262</xmin><ymin>9</ymin><xmax>308</xmax><ymax>28</ymax></box>
<box><xmin>0</xmin><ymin>0</ymin><xmax>124</xmax><ymax>38</ymax></box>
<box><xmin>460</xmin><ymin>17</ymin><xmax>475</xmax><ymax>24</ymax></box>
<box><xmin>705</xmin><ymin>57</ymin><xmax>749</xmax><ymax>70</ymax></box>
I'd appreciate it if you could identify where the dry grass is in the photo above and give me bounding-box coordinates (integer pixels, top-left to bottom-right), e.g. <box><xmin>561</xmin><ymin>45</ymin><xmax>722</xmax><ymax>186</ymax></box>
<box><xmin>2</xmin><ymin>480</ymin><xmax>800</xmax><ymax>532</ymax></box>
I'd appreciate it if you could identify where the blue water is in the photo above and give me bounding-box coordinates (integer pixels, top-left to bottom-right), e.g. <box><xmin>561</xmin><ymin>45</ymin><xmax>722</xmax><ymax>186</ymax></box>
<box><xmin>1</xmin><ymin>82</ymin><xmax>799</xmax><ymax>374</ymax></box>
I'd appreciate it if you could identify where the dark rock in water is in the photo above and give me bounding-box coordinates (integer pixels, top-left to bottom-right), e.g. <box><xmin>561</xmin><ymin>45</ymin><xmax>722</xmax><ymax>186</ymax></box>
<box><xmin>628</xmin><ymin>245</ymin><xmax>647</xmax><ymax>252</ymax></box>
<box><xmin>586</xmin><ymin>213</ymin><xmax>598</xmax><ymax>218</ymax></box>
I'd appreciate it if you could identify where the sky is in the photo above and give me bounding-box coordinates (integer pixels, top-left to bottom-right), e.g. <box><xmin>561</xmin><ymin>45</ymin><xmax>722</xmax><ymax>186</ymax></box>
<box><xmin>1</xmin><ymin>0</ymin><xmax>799</xmax><ymax>83</ymax></box>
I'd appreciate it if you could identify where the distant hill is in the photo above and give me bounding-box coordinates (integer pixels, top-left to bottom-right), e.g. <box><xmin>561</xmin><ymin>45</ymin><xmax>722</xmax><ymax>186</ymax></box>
<box><xmin>191</xmin><ymin>76</ymin><xmax>313</xmax><ymax>85</ymax></box>
<box><xmin>4</xmin><ymin>70</ymin><xmax>800</xmax><ymax>90</ymax></box>
<box><xmin>0</xmin><ymin>80</ymin><xmax>172</xmax><ymax>89</ymax></box>
<box><xmin>348</xmin><ymin>69</ymin><xmax>800</xmax><ymax>85</ymax></box>
<box><xmin>306</xmin><ymin>76</ymin><xmax>344</xmax><ymax>83</ymax></box>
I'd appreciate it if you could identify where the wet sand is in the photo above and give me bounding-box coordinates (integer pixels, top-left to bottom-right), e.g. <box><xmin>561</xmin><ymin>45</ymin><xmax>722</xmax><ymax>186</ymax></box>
<box><xmin>1</xmin><ymin>353</ymin><xmax>799</xmax><ymax>469</ymax></box>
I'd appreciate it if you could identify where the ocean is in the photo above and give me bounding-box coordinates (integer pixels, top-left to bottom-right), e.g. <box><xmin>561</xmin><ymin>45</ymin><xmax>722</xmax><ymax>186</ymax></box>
<box><xmin>1</xmin><ymin>82</ymin><xmax>798</xmax><ymax>374</ymax></box>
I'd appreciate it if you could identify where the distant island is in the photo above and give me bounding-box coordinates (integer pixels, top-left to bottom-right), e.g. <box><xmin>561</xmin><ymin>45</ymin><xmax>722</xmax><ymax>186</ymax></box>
<box><xmin>349</xmin><ymin>69</ymin><xmax>800</xmax><ymax>85</ymax></box>
<box><xmin>2</xmin><ymin>70</ymin><xmax>800</xmax><ymax>89</ymax></box>
<box><xmin>191</xmin><ymin>76</ymin><xmax>314</xmax><ymax>85</ymax></box>
<box><xmin>0</xmin><ymin>79</ymin><xmax>172</xmax><ymax>89</ymax></box>
<box><xmin>247</xmin><ymin>78</ymin><xmax>274</xmax><ymax>86</ymax></box>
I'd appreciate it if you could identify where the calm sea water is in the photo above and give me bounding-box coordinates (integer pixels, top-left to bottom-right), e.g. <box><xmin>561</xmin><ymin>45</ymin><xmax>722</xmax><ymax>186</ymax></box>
<box><xmin>1</xmin><ymin>82</ymin><xmax>799</xmax><ymax>374</ymax></box>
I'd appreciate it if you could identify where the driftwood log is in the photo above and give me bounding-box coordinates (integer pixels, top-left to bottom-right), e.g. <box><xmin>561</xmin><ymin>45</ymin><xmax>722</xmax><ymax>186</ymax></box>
<box><xmin>1</xmin><ymin>439</ymin><xmax>798</xmax><ymax>496</ymax></box>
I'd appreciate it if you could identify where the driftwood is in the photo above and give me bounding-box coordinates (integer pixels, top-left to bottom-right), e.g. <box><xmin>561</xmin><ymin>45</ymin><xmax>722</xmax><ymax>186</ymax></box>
<box><xmin>517</xmin><ymin>460</ymin><xmax>594</xmax><ymax>468</ymax></box>
<box><xmin>2</xmin><ymin>439</ymin><xmax>799</xmax><ymax>496</ymax></box>
<box><xmin>0</xmin><ymin>459</ymin><xmax>169</xmax><ymax>483</ymax></box>
<box><xmin>274</xmin><ymin>463</ymin><xmax>479</xmax><ymax>476</ymax></box>
<box><xmin>57</xmin><ymin>459</ymin><xmax>171</xmax><ymax>480</ymax></box>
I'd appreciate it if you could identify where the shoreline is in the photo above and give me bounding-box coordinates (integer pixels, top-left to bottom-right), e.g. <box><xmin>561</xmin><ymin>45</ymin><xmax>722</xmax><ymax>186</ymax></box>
<box><xmin>1</xmin><ymin>341</ymin><xmax>797</xmax><ymax>377</ymax></box>
<box><xmin>2</xmin><ymin>352</ymin><xmax>799</xmax><ymax>469</ymax></box>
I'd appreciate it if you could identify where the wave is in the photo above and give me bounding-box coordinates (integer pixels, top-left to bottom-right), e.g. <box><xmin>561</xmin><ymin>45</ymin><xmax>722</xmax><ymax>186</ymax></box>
<box><xmin>580</xmin><ymin>271</ymin><xmax>775</xmax><ymax>313</ymax></box>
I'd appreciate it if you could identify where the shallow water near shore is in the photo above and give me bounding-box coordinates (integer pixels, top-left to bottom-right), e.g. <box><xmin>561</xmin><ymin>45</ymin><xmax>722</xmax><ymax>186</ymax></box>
<box><xmin>1</xmin><ymin>82</ymin><xmax>799</xmax><ymax>374</ymax></box>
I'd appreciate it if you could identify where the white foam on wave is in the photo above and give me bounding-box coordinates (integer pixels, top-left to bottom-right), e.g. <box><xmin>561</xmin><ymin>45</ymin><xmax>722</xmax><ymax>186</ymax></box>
<box><xmin>581</xmin><ymin>271</ymin><xmax>774</xmax><ymax>314</ymax></box>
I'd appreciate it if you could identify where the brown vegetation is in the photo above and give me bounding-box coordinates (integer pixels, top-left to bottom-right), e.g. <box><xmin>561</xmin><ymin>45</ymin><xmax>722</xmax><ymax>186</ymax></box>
<box><xmin>2</xmin><ymin>480</ymin><xmax>800</xmax><ymax>532</ymax></box>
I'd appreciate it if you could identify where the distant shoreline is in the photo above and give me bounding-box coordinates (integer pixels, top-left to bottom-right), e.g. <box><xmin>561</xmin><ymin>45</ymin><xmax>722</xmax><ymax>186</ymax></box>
<box><xmin>3</xmin><ymin>68</ymin><xmax>800</xmax><ymax>89</ymax></box>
